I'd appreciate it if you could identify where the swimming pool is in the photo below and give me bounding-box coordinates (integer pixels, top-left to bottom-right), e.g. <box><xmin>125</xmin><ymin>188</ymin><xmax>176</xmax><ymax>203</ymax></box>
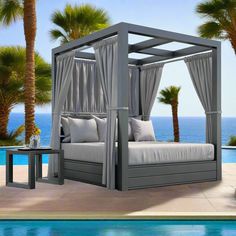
<box><xmin>0</xmin><ymin>220</ymin><xmax>235</xmax><ymax>236</ymax></box>
<box><xmin>0</xmin><ymin>148</ymin><xmax>235</xmax><ymax>165</ymax></box>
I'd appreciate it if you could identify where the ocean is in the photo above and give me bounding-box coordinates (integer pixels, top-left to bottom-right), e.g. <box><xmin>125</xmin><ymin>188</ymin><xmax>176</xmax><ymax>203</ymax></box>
<box><xmin>7</xmin><ymin>113</ymin><xmax>236</xmax><ymax>146</ymax></box>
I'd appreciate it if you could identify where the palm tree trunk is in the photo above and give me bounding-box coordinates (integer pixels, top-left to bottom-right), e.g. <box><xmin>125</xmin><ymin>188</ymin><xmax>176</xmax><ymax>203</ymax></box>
<box><xmin>0</xmin><ymin>104</ymin><xmax>10</xmax><ymax>138</ymax></box>
<box><xmin>23</xmin><ymin>0</ymin><xmax>37</xmax><ymax>143</ymax></box>
<box><xmin>171</xmin><ymin>102</ymin><xmax>179</xmax><ymax>142</ymax></box>
<box><xmin>229</xmin><ymin>32</ymin><xmax>236</xmax><ymax>54</ymax></box>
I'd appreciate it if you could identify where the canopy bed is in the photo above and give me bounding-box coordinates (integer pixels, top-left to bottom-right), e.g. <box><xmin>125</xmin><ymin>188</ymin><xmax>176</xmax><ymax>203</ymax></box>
<box><xmin>50</xmin><ymin>22</ymin><xmax>221</xmax><ymax>191</ymax></box>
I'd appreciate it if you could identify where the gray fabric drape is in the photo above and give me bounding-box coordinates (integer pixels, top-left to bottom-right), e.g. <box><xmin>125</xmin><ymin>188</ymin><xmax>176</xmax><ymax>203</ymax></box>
<box><xmin>140</xmin><ymin>63</ymin><xmax>164</xmax><ymax>120</ymax></box>
<box><xmin>49</xmin><ymin>51</ymin><xmax>75</xmax><ymax>176</ymax></box>
<box><xmin>63</xmin><ymin>61</ymin><xmax>139</xmax><ymax>116</ymax></box>
<box><xmin>93</xmin><ymin>36</ymin><xmax>118</xmax><ymax>189</ymax></box>
<box><xmin>184</xmin><ymin>52</ymin><xmax>213</xmax><ymax>143</ymax></box>
<box><xmin>64</xmin><ymin>60</ymin><xmax>106</xmax><ymax>113</ymax></box>
<box><xmin>128</xmin><ymin>66</ymin><xmax>140</xmax><ymax>116</ymax></box>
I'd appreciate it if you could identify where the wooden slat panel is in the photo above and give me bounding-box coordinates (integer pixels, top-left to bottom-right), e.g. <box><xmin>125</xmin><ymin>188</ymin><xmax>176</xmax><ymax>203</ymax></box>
<box><xmin>128</xmin><ymin>171</ymin><xmax>216</xmax><ymax>189</ymax></box>
<box><xmin>64</xmin><ymin>169</ymin><xmax>102</xmax><ymax>185</ymax></box>
<box><xmin>64</xmin><ymin>159</ymin><xmax>102</xmax><ymax>174</ymax></box>
<box><xmin>128</xmin><ymin>161</ymin><xmax>216</xmax><ymax>178</ymax></box>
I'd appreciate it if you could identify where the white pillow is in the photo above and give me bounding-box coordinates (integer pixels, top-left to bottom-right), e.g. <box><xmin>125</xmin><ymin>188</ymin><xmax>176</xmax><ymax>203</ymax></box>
<box><xmin>61</xmin><ymin>117</ymin><xmax>71</xmax><ymax>143</ymax></box>
<box><xmin>68</xmin><ymin>117</ymin><xmax>99</xmax><ymax>143</ymax></box>
<box><xmin>131</xmin><ymin>118</ymin><xmax>156</xmax><ymax>141</ymax></box>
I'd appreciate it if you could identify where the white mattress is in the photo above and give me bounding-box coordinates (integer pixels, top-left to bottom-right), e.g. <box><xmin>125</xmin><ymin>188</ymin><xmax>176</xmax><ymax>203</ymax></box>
<box><xmin>62</xmin><ymin>142</ymin><xmax>214</xmax><ymax>165</ymax></box>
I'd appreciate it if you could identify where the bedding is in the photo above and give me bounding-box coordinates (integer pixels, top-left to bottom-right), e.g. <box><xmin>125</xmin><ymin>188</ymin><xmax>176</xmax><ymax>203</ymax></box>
<box><xmin>68</xmin><ymin>117</ymin><xmax>99</xmax><ymax>142</ymax></box>
<box><xmin>61</xmin><ymin>117</ymin><xmax>71</xmax><ymax>143</ymax></box>
<box><xmin>62</xmin><ymin>142</ymin><xmax>214</xmax><ymax>165</ymax></box>
<box><xmin>131</xmin><ymin>118</ymin><xmax>156</xmax><ymax>141</ymax></box>
<box><xmin>92</xmin><ymin>115</ymin><xmax>135</xmax><ymax>141</ymax></box>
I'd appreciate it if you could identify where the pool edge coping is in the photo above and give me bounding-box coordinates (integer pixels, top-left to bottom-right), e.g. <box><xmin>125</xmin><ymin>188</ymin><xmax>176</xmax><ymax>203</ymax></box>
<box><xmin>0</xmin><ymin>212</ymin><xmax>236</xmax><ymax>220</ymax></box>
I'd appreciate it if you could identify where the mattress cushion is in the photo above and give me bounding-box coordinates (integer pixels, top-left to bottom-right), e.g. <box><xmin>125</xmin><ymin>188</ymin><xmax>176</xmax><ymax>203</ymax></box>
<box><xmin>62</xmin><ymin>142</ymin><xmax>214</xmax><ymax>165</ymax></box>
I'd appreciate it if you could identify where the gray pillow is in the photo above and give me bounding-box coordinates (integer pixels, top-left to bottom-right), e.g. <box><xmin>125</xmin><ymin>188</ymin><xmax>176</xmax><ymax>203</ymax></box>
<box><xmin>128</xmin><ymin>116</ymin><xmax>142</xmax><ymax>141</ymax></box>
<box><xmin>68</xmin><ymin>117</ymin><xmax>99</xmax><ymax>143</ymax></box>
<box><xmin>61</xmin><ymin>117</ymin><xmax>71</xmax><ymax>143</ymax></box>
<box><xmin>92</xmin><ymin>115</ymin><xmax>118</xmax><ymax>142</ymax></box>
<box><xmin>131</xmin><ymin>118</ymin><xmax>156</xmax><ymax>141</ymax></box>
<box><xmin>93</xmin><ymin>115</ymin><xmax>142</xmax><ymax>141</ymax></box>
<box><xmin>92</xmin><ymin>116</ymin><xmax>107</xmax><ymax>142</ymax></box>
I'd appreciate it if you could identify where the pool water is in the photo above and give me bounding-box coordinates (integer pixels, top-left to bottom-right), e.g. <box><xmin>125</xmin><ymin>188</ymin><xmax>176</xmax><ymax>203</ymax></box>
<box><xmin>0</xmin><ymin>148</ymin><xmax>235</xmax><ymax>165</ymax></box>
<box><xmin>0</xmin><ymin>220</ymin><xmax>236</xmax><ymax>236</ymax></box>
<box><xmin>221</xmin><ymin>149</ymin><xmax>236</xmax><ymax>163</ymax></box>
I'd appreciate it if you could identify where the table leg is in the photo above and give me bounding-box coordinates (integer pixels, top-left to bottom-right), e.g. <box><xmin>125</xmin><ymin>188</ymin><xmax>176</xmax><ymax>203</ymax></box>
<box><xmin>6</xmin><ymin>153</ymin><xmax>13</xmax><ymax>185</ymax></box>
<box><xmin>58</xmin><ymin>151</ymin><xmax>64</xmax><ymax>185</ymax></box>
<box><xmin>28</xmin><ymin>154</ymin><xmax>35</xmax><ymax>189</ymax></box>
<box><xmin>36</xmin><ymin>154</ymin><xmax>42</xmax><ymax>180</ymax></box>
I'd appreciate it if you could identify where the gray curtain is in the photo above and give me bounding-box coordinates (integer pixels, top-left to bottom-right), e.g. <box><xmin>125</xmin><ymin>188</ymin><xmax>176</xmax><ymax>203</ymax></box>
<box><xmin>184</xmin><ymin>52</ymin><xmax>213</xmax><ymax>143</ymax></box>
<box><xmin>93</xmin><ymin>36</ymin><xmax>118</xmax><ymax>189</ymax></box>
<box><xmin>49</xmin><ymin>51</ymin><xmax>75</xmax><ymax>176</ymax></box>
<box><xmin>64</xmin><ymin>60</ymin><xmax>106</xmax><ymax>113</ymax></box>
<box><xmin>140</xmin><ymin>63</ymin><xmax>164</xmax><ymax>120</ymax></box>
<box><xmin>128</xmin><ymin>66</ymin><xmax>140</xmax><ymax>116</ymax></box>
<box><xmin>63</xmin><ymin>61</ymin><xmax>139</xmax><ymax>116</ymax></box>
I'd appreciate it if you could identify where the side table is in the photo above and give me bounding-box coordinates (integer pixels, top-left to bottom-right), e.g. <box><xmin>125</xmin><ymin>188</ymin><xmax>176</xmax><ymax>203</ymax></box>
<box><xmin>6</xmin><ymin>149</ymin><xmax>64</xmax><ymax>189</ymax></box>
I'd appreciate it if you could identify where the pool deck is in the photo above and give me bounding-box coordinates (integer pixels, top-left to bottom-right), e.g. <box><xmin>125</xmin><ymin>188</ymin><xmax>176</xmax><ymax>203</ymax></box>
<box><xmin>0</xmin><ymin>164</ymin><xmax>236</xmax><ymax>219</ymax></box>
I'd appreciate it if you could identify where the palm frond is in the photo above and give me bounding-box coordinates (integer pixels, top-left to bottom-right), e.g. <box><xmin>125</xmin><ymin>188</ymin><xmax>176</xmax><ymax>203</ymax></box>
<box><xmin>198</xmin><ymin>21</ymin><xmax>226</xmax><ymax>39</ymax></box>
<box><xmin>0</xmin><ymin>124</ymin><xmax>24</xmax><ymax>146</ymax></box>
<box><xmin>50</xmin><ymin>3</ymin><xmax>110</xmax><ymax>44</ymax></box>
<box><xmin>49</xmin><ymin>29</ymin><xmax>69</xmax><ymax>43</ymax></box>
<box><xmin>196</xmin><ymin>0</ymin><xmax>236</xmax><ymax>51</ymax></box>
<box><xmin>158</xmin><ymin>86</ymin><xmax>181</xmax><ymax>105</ymax></box>
<box><xmin>0</xmin><ymin>46</ymin><xmax>51</xmax><ymax>107</ymax></box>
<box><xmin>0</xmin><ymin>0</ymin><xmax>23</xmax><ymax>26</ymax></box>
<box><xmin>10</xmin><ymin>124</ymin><xmax>24</xmax><ymax>139</ymax></box>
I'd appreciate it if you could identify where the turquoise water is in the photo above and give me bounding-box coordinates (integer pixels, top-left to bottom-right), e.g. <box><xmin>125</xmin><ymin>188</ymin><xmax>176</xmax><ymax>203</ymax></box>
<box><xmin>0</xmin><ymin>220</ymin><xmax>236</xmax><ymax>236</ymax></box>
<box><xmin>0</xmin><ymin>148</ymin><xmax>235</xmax><ymax>165</ymax></box>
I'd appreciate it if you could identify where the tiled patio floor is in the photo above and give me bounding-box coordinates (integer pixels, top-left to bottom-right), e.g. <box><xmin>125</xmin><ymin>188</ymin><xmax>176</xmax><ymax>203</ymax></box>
<box><xmin>0</xmin><ymin>164</ymin><xmax>236</xmax><ymax>218</ymax></box>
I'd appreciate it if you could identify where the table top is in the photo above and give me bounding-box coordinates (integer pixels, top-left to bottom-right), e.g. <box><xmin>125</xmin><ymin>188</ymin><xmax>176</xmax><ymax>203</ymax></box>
<box><xmin>6</xmin><ymin>148</ymin><xmax>63</xmax><ymax>155</ymax></box>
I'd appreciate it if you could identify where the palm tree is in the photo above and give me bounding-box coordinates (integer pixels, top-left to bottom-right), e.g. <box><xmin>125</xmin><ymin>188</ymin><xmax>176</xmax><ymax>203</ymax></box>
<box><xmin>0</xmin><ymin>46</ymin><xmax>51</xmax><ymax>145</ymax></box>
<box><xmin>158</xmin><ymin>86</ymin><xmax>181</xmax><ymax>142</ymax></box>
<box><xmin>50</xmin><ymin>3</ymin><xmax>110</xmax><ymax>44</ymax></box>
<box><xmin>0</xmin><ymin>0</ymin><xmax>37</xmax><ymax>143</ymax></box>
<box><xmin>196</xmin><ymin>0</ymin><xmax>236</xmax><ymax>53</ymax></box>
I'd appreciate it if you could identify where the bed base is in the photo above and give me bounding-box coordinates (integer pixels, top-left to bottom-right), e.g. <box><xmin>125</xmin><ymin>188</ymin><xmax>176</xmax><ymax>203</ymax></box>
<box><xmin>64</xmin><ymin>159</ymin><xmax>217</xmax><ymax>190</ymax></box>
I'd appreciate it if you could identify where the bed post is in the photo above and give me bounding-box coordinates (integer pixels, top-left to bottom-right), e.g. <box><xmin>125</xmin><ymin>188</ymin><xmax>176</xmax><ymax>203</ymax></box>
<box><xmin>51</xmin><ymin>50</ymin><xmax>56</xmax><ymax>116</ymax></box>
<box><xmin>212</xmin><ymin>44</ymin><xmax>222</xmax><ymax>180</ymax></box>
<box><xmin>117</xmin><ymin>23</ymin><xmax>129</xmax><ymax>191</ymax></box>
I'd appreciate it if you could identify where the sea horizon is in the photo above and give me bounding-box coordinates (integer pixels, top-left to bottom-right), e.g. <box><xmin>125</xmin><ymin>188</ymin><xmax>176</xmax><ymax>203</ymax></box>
<box><xmin>6</xmin><ymin>113</ymin><xmax>236</xmax><ymax>146</ymax></box>
<box><xmin>11</xmin><ymin>111</ymin><xmax>236</xmax><ymax>118</ymax></box>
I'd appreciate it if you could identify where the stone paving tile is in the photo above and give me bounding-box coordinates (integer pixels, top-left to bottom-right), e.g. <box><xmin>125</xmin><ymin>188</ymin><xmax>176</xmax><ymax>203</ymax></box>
<box><xmin>0</xmin><ymin>164</ymin><xmax>236</xmax><ymax>215</ymax></box>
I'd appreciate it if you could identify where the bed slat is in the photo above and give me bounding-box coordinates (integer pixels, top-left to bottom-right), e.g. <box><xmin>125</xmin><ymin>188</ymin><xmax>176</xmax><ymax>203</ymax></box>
<box><xmin>64</xmin><ymin>159</ymin><xmax>102</xmax><ymax>174</ymax></box>
<box><xmin>128</xmin><ymin>170</ymin><xmax>216</xmax><ymax>189</ymax></box>
<box><xmin>128</xmin><ymin>161</ymin><xmax>216</xmax><ymax>178</ymax></box>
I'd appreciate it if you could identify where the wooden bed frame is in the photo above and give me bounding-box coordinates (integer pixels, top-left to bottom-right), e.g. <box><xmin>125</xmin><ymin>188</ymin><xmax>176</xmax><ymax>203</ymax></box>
<box><xmin>64</xmin><ymin>158</ymin><xmax>217</xmax><ymax>190</ymax></box>
<box><xmin>53</xmin><ymin>22</ymin><xmax>221</xmax><ymax>191</ymax></box>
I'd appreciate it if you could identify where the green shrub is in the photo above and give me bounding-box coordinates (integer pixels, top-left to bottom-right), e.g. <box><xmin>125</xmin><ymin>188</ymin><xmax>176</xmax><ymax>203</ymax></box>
<box><xmin>0</xmin><ymin>125</ymin><xmax>24</xmax><ymax>146</ymax></box>
<box><xmin>227</xmin><ymin>136</ymin><xmax>236</xmax><ymax>146</ymax></box>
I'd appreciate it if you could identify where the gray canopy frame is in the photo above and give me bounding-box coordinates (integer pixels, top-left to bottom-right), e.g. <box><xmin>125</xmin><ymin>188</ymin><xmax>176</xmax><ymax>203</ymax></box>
<box><xmin>52</xmin><ymin>22</ymin><xmax>221</xmax><ymax>191</ymax></box>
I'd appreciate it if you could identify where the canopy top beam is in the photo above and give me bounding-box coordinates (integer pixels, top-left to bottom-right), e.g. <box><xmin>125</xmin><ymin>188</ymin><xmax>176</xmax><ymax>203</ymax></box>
<box><xmin>52</xmin><ymin>22</ymin><xmax>221</xmax><ymax>65</ymax></box>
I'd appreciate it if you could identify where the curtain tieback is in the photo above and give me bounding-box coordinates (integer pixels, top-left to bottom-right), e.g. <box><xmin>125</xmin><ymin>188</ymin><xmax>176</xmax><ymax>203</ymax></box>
<box><xmin>205</xmin><ymin>111</ymin><xmax>222</xmax><ymax>115</ymax></box>
<box><xmin>107</xmin><ymin>106</ymin><xmax>129</xmax><ymax>111</ymax></box>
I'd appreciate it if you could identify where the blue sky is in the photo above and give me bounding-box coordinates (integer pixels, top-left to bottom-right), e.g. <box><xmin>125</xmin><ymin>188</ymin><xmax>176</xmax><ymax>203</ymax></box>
<box><xmin>0</xmin><ymin>0</ymin><xmax>236</xmax><ymax>117</ymax></box>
